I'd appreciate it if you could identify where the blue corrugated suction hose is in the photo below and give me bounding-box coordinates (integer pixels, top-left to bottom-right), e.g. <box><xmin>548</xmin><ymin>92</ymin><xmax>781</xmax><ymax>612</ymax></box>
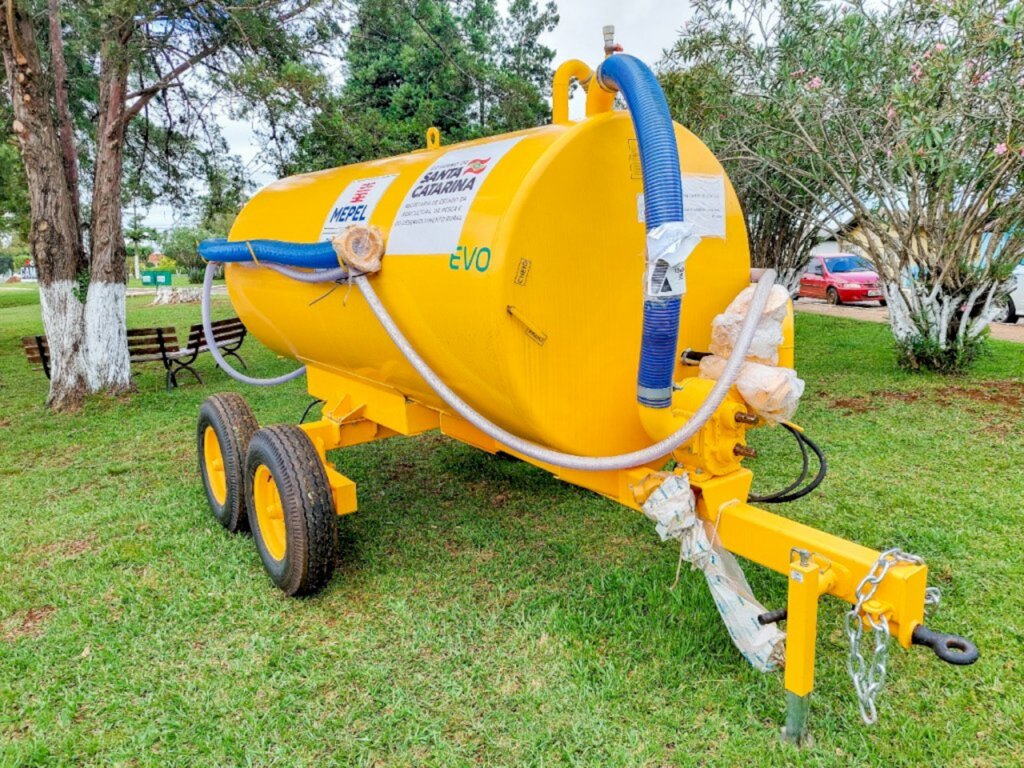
<box><xmin>199</xmin><ymin>238</ymin><xmax>340</xmax><ymax>269</ymax></box>
<box><xmin>597</xmin><ymin>54</ymin><xmax>685</xmax><ymax>409</ymax></box>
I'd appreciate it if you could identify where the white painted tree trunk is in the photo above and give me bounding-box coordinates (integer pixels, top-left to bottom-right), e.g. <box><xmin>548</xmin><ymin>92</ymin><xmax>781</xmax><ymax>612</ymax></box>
<box><xmin>38</xmin><ymin>281</ymin><xmax>90</xmax><ymax>408</ymax></box>
<box><xmin>84</xmin><ymin>280</ymin><xmax>132</xmax><ymax>392</ymax></box>
<box><xmin>883</xmin><ymin>277</ymin><xmax>1002</xmax><ymax>355</ymax></box>
<box><xmin>777</xmin><ymin>266</ymin><xmax>803</xmax><ymax>296</ymax></box>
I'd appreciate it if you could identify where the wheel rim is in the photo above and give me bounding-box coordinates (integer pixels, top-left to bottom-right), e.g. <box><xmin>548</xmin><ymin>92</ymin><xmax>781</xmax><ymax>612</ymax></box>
<box><xmin>203</xmin><ymin>426</ymin><xmax>227</xmax><ymax>506</ymax></box>
<box><xmin>253</xmin><ymin>465</ymin><xmax>287</xmax><ymax>561</ymax></box>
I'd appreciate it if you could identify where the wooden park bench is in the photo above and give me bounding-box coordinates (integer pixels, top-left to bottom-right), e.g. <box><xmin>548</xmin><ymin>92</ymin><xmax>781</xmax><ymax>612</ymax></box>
<box><xmin>20</xmin><ymin>335</ymin><xmax>52</xmax><ymax>380</ymax></box>
<box><xmin>166</xmin><ymin>317</ymin><xmax>248</xmax><ymax>389</ymax></box>
<box><xmin>21</xmin><ymin>317</ymin><xmax>248</xmax><ymax>391</ymax></box>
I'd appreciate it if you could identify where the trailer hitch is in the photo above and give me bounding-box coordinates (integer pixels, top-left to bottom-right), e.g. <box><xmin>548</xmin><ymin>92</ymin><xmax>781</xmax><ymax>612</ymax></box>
<box><xmin>911</xmin><ymin>624</ymin><xmax>979</xmax><ymax>665</ymax></box>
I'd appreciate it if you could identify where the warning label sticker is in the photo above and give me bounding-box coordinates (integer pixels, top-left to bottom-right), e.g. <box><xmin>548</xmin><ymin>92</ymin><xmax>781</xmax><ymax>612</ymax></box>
<box><xmin>636</xmin><ymin>173</ymin><xmax>727</xmax><ymax>238</ymax></box>
<box><xmin>680</xmin><ymin>174</ymin><xmax>726</xmax><ymax>238</ymax></box>
<box><xmin>319</xmin><ymin>174</ymin><xmax>397</xmax><ymax>241</ymax></box>
<box><xmin>386</xmin><ymin>136</ymin><xmax>524</xmax><ymax>256</ymax></box>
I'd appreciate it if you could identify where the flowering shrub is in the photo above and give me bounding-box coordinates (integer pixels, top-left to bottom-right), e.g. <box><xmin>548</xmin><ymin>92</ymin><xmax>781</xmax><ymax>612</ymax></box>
<box><xmin>663</xmin><ymin>0</ymin><xmax>1024</xmax><ymax>371</ymax></box>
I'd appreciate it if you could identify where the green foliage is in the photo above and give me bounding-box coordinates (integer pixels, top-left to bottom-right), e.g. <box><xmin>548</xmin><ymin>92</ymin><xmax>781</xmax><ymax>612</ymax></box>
<box><xmin>160</xmin><ymin>226</ymin><xmax>216</xmax><ymax>273</ymax></box>
<box><xmin>154</xmin><ymin>256</ymin><xmax>177</xmax><ymax>272</ymax></box>
<box><xmin>5</xmin><ymin>0</ymin><xmax>337</xmax><ymax>268</ymax></box>
<box><xmin>896</xmin><ymin>328</ymin><xmax>990</xmax><ymax>373</ymax></box>
<box><xmin>0</xmin><ymin>296</ymin><xmax>1023</xmax><ymax>763</ymax></box>
<box><xmin>198</xmin><ymin>154</ymin><xmax>250</xmax><ymax>231</ymax></box>
<box><xmin>73</xmin><ymin>268</ymin><xmax>89</xmax><ymax>304</ymax></box>
<box><xmin>287</xmin><ymin>0</ymin><xmax>558</xmax><ymax>172</ymax></box>
<box><xmin>161</xmin><ymin>224</ymin><xmax>227</xmax><ymax>282</ymax></box>
<box><xmin>124</xmin><ymin>214</ymin><xmax>157</xmax><ymax>256</ymax></box>
<box><xmin>661</xmin><ymin>12</ymin><xmax>825</xmax><ymax>293</ymax></box>
<box><xmin>0</xmin><ymin>242</ymin><xmax>29</xmax><ymax>277</ymax></box>
<box><xmin>664</xmin><ymin>0</ymin><xmax>1024</xmax><ymax>371</ymax></box>
<box><xmin>185</xmin><ymin>265</ymin><xmax>207</xmax><ymax>284</ymax></box>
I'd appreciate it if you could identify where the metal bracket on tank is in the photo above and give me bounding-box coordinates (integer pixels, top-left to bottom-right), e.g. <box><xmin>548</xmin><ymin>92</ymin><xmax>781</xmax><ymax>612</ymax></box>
<box><xmin>425</xmin><ymin>126</ymin><xmax>441</xmax><ymax>150</ymax></box>
<box><xmin>506</xmin><ymin>305</ymin><xmax>548</xmax><ymax>345</ymax></box>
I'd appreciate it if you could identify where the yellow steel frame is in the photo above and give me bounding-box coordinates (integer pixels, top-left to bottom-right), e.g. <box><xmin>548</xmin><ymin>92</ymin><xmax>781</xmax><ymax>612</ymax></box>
<box><xmin>301</xmin><ymin>364</ymin><xmax>929</xmax><ymax>630</ymax></box>
<box><xmin>299</xmin><ymin>367</ymin><xmax>929</xmax><ymax>686</ymax></box>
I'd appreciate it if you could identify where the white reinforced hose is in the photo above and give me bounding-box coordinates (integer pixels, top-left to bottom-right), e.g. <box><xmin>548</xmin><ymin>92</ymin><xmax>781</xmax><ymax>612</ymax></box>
<box><xmin>355</xmin><ymin>269</ymin><xmax>778</xmax><ymax>471</ymax></box>
<box><xmin>202</xmin><ymin>262</ymin><xmax>307</xmax><ymax>386</ymax></box>
<box><xmin>202</xmin><ymin>257</ymin><xmax>777</xmax><ymax>470</ymax></box>
<box><xmin>263</xmin><ymin>263</ymin><xmax>353</xmax><ymax>283</ymax></box>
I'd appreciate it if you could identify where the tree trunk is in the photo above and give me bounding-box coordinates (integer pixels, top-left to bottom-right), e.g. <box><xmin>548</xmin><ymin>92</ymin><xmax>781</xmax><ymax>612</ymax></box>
<box><xmin>48</xmin><ymin>0</ymin><xmax>81</xmax><ymax>243</ymax></box>
<box><xmin>883</xmin><ymin>275</ymin><xmax>1001</xmax><ymax>371</ymax></box>
<box><xmin>87</xmin><ymin>38</ymin><xmax>132</xmax><ymax>393</ymax></box>
<box><xmin>2</xmin><ymin>0</ymin><xmax>89</xmax><ymax>409</ymax></box>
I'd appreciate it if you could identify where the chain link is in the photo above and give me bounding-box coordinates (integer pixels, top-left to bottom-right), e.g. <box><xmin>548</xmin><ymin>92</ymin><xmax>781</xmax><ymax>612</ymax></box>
<box><xmin>844</xmin><ymin>547</ymin><xmax>940</xmax><ymax>725</ymax></box>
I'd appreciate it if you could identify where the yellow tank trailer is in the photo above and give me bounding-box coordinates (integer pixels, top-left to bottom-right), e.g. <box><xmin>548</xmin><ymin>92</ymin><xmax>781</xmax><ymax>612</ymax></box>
<box><xmin>193</xmin><ymin>40</ymin><xmax>977</xmax><ymax>743</ymax></box>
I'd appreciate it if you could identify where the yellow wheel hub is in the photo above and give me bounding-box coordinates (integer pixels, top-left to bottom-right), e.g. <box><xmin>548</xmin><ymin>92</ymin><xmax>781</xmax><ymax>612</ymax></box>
<box><xmin>203</xmin><ymin>426</ymin><xmax>227</xmax><ymax>506</ymax></box>
<box><xmin>253</xmin><ymin>465</ymin><xmax>287</xmax><ymax>561</ymax></box>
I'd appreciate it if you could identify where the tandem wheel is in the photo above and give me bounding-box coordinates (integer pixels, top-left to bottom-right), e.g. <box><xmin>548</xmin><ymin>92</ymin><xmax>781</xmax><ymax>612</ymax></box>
<box><xmin>244</xmin><ymin>425</ymin><xmax>338</xmax><ymax>596</ymax></box>
<box><xmin>197</xmin><ymin>393</ymin><xmax>259</xmax><ymax>533</ymax></box>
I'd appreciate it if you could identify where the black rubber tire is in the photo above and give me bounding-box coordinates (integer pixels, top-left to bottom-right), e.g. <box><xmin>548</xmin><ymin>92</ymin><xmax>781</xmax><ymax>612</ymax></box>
<box><xmin>826</xmin><ymin>287</ymin><xmax>841</xmax><ymax>305</ymax></box>
<box><xmin>197</xmin><ymin>393</ymin><xmax>259</xmax><ymax>533</ymax></box>
<box><xmin>1004</xmin><ymin>298</ymin><xmax>1017</xmax><ymax>324</ymax></box>
<box><xmin>245</xmin><ymin>425</ymin><xmax>337</xmax><ymax>596</ymax></box>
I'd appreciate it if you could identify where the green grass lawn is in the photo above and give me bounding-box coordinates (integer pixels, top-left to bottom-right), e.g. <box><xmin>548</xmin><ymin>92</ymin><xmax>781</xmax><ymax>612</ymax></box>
<box><xmin>0</xmin><ymin>283</ymin><xmax>40</xmax><ymax>310</ymax></box>
<box><xmin>0</xmin><ymin>296</ymin><xmax>1022</xmax><ymax>766</ymax></box>
<box><xmin>0</xmin><ymin>277</ymin><xmax>223</xmax><ymax>312</ymax></box>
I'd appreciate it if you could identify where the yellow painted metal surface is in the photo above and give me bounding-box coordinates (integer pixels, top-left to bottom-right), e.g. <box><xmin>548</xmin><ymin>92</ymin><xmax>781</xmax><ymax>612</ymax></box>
<box><xmin>784</xmin><ymin>554</ymin><xmax>838</xmax><ymax>696</ymax></box>
<box><xmin>252</xmin><ymin>465</ymin><xmax>287</xmax><ymax>561</ymax></box>
<box><xmin>780</xmin><ymin>300</ymin><xmax>795</xmax><ymax>369</ymax></box>
<box><xmin>226</xmin><ymin>110</ymin><xmax>751</xmax><ymax>458</ymax></box>
<box><xmin>202</xmin><ymin>426</ymin><xmax>227</xmax><ymax>506</ymax></box>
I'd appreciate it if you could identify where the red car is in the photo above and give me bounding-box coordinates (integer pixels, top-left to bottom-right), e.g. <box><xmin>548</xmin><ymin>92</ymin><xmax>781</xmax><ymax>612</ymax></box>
<box><xmin>798</xmin><ymin>254</ymin><xmax>885</xmax><ymax>305</ymax></box>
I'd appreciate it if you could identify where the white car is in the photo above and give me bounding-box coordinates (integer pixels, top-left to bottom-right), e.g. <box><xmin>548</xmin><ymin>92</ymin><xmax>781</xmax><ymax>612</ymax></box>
<box><xmin>998</xmin><ymin>261</ymin><xmax>1024</xmax><ymax>324</ymax></box>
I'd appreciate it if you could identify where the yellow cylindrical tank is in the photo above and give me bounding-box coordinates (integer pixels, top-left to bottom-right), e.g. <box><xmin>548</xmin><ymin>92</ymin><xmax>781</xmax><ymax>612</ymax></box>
<box><xmin>226</xmin><ymin>110</ymin><xmax>751</xmax><ymax>456</ymax></box>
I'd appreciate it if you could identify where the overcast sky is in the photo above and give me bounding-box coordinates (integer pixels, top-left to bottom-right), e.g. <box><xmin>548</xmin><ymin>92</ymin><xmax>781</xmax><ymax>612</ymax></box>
<box><xmin>145</xmin><ymin>0</ymin><xmax>691</xmax><ymax>231</ymax></box>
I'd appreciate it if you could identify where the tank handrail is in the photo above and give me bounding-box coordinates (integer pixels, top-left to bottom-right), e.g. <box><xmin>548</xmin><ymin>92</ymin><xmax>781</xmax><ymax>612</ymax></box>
<box><xmin>595</xmin><ymin>53</ymin><xmax>686</xmax><ymax>410</ymax></box>
<box><xmin>552</xmin><ymin>59</ymin><xmax>593</xmax><ymax>125</ymax></box>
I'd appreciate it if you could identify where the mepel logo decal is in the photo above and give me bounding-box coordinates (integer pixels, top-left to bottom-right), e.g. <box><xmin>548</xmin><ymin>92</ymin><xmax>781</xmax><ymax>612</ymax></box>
<box><xmin>328</xmin><ymin>180</ymin><xmax>380</xmax><ymax>224</ymax></box>
<box><xmin>463</xmin><ymin>158</ymin><xmax>490</xmax><ymax>175</ymax></box>
<box><xmin>320</xmin><ymin>173</ymin><xmax>397</xmax><ymax>240</ymax></box>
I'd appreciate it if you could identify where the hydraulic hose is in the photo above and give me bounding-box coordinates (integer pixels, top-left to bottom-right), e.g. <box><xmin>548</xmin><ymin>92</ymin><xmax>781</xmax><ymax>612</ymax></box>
<box><xmin>596</xmin><ymin>54</ymin><xmax>685</xmax><ymax>410</ymax></box>
<box><xmin>747</xmin><ymin>423</ymin><xmax>809</xmax><ymax>503</ymax></box>
<box><xmin>355</xmin><ymin>269</ymin><xmax>778</xmax><ymax>471</ymax></box>
<box><xmin>202</xmin><ymin>262</ymin><xmax>307</xmax><ymax>386</ymax></box>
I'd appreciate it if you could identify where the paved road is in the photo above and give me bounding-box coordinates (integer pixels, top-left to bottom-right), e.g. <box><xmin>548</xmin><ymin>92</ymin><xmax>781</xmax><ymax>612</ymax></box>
<box><xmin>794</xmin><ymin>298</ymin><xmax>1024</xmax><ymax>344</ymax></box>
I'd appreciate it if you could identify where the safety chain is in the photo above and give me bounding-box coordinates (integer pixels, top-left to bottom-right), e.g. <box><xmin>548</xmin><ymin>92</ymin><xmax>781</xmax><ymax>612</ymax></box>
<box><xmin>844</xmin><ymin>548</ymin><xmax>941</xmax><ymax>725</ymax></box>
